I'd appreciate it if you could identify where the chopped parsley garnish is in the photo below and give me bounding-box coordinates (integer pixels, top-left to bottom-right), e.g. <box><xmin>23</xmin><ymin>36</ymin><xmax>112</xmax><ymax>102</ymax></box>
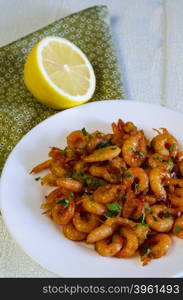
<box><xmin>129</xmin><ymin>147</ymin><xmax>145</xmax><ymax>157</ymax></box>
<box><xmin>138</xmin><ymin>151</ymin><xmax>145</xmax><ymax>157</ymax></box>
<box><xmin>72</xmin><ymin>170</ymin><xmax>101</xmax><ymax>190</ymax></box>
<box><xmin>91</xmin><ymin>178</ymin><xmax>101</xmax><ymax>190</ymax></box>
<box><xmin>120</xmin><ymin>167</ymin><xmax>126</xmax><ymax>175</ymax></box>
<box><xmin>72</xmin><ymin>170</ymin><xmax>84</xmax><ymax>181</ymax></box>
<box><xmin>56</xmin><ymin>199</ymin><xmax>70</xmax><ymax>208</ymax></box>
<box><xmin>129</xmin><ymin>147</ymin><xmax>137</xmax><ymax>152</ymax></box>
<box><xmin>59</xmin><ymin>150</ymin><xmax>65</xmax><ymax>154</ymax></box>
<box><xmin>169</xmin><ymin>143</ymin><xmax>176</xmax><ymax>153</ymax></box>
<box><xmin>163</xmin><ymin>212</ymin><xmax>173</xmax><ymax>218</ymax></box>
<box><xmin>96</xmin><ymin>140</ymin><xmax>112</xmax><ymax>149</ymax></box>
<box><xmin>81</xmin><ymin>127</ymin><xmax>88</xmax><ymax>136</ymax></box>
<box><xmin>112</xmin><ymin>236</ymin><xmax>116</xmax><ymax>243</ymax></box>
<box><xmin>106</xmin><ymin>203</ymin><xmax>122</xmax><ymax>211</ymax></box>
<box><xmin>141</xmin><ymin>244</ymin><xmax>152</xmax><ymax>257</ymax></box>
<box><xmin>105</xmin><ymin>210</ymin><xmax>119</xmax><ymax>218</ymax></box>
<box><xmin>96</xmin><ymin>131</ymin><xmax>102</xmax><ymax>136</ymax></box>
<box><xmin>63</xmin><ymin>173</ymin><xmax>72</xmax><ymax>178</ymax></box>
<box><xmin>171</xmin><ymin>157</ymin><xmax>177</xmax><ymax>163</ymax></box>
<box><xmin>166</xmin><ymin>158</ymin><xmax>173</xmax><ymax>171</ymax></box>
<box><xmin>85</xmin><ymin>191</ymin><xmax>92</xmax><ymax>195</ymax></box>
<box><xmin>119</xmin><ymin>196</ymin><xmax>126</xmax><ymax>202</ymax></box>
<box><xmin>84</xmin><ymin>177</ymin><xmax>92</xmax><ymax>185</ymax></box>
<box><xmin>101</xmin><ymin>181</ymin><xmax>107</xmax><ymax>187</ymax></box>
<box><xmin>153</xmin><ymin>215</ymin><xmax>158</xmax><ymax>222</ymax></box>
<box><xmin>153</xmin><ymin>155</ymin><xmax>162</xmax><ymax>162</ymax></box>
<box><xmin>140</xmin><ymin>212</ymin><xmax>146</xmax><ymax>225</ymax></box>
<box><xmin>110</xmin><ymin>174</ymin><xmax>116</xmax><ymax>179</ymax></box>
<box><xmin>68</xmin><ymin>192</ymin><xmax>74</xmax><ymax>199</ymax></box>
<box><xmin>106</xmin><ymin>202</ymin><xmax>122</xmax><ymax>218</ymax></box>
<box><xmin>134</xmin><ymin>182</ymin><xmax>139</xmax><ymax>193</ymax></box>
<box><xmin>143</xmin><ymin>165</ymin><xmax>149</xmax><ymax>169</ymax></box>
<box><xmin>35</xmin><ymin>177</ymin><xmax>41</xmax><ymax>181</ymax></box>
<box><xmin>123</xmin><ymin>172</ymin><xmax>133</xmax><ymax>179</ymax></box>
<box><xmin>144</xmin><ymin>248</ymin><xmax>151</xmax><ymax>256</ymax></box>
<box><xmin>174</xmin><ymin>225</ymin><xmax>181</xmax><ymax>234</ymax></box>
<box><xmin>144</xmin><ymin>205</ymin><xmax>153</xmax><ymax>214</ymax></box>
<box><xmin>72</xmin><ymin>169</ymin><xmax>84</xmax><ymax>180</ymax></box>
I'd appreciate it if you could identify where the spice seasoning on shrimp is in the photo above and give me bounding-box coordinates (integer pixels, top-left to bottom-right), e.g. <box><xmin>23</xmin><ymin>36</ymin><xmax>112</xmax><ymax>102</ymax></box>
<box><xmin>31</xmin><ymin>118</ymin><xmax>183</xmax><ymax>265</ymax></box>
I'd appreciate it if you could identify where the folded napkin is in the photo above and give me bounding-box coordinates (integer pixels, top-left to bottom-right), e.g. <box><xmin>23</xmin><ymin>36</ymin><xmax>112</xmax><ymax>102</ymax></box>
<box><xmin>0</xmin><ymin>5</ymin><xmax>124</xmax><ymax>173</ymax></box>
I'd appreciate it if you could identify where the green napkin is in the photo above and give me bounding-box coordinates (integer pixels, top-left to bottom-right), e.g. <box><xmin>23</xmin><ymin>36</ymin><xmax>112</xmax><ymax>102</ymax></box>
<box><xmin>0</xmin><ymin>5</ymin><xmax>124</xmax><ymax>173</ymax></box>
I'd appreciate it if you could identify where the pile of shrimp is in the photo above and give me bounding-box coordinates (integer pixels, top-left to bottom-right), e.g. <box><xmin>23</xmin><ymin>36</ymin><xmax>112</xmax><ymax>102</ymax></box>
<box><xmin>31</xmin><ymin>119</ymin><xmax>183</xmax><ymax>266</ymax></box>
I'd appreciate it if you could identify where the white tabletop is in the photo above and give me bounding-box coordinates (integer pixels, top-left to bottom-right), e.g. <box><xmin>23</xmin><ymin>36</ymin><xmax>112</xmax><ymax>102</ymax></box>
<box><xmin>0</xmin><ymin>0</ymin><xmax>183</xmax><ymax>277</ymax></box>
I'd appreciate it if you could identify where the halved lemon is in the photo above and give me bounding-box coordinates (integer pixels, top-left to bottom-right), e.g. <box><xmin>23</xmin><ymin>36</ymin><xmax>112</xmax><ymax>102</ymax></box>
<box><xmin>24</xmin><ymin>36</ymin><xmax>96</xmax><ymax>109</ymax></box>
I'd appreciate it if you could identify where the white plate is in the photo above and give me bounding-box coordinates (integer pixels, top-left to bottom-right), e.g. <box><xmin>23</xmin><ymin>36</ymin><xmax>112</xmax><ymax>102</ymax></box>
<box><xmin>1</xmin><ymin>100</ymin><xmax>183</xmax><ymax>278</ymax></box>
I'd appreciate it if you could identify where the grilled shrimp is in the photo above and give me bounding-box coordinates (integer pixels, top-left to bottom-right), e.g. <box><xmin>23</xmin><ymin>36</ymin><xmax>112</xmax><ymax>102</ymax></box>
<box><xmin>73</xmin><ymin>212</ymin><xmax>100</xmax><ymax>233</ymax></box>
<box><xmin>56</xmin><ymin>178</ymin><xmax>83</xmax><ymax>192</ymax></box>
<box><xmin>67</xmin><ymin>130</ymin><xmax>88</xmax><ymax>149</ymax></box>
<box><xmin>151</xmin><ymin>129</ymin><xmax>178</xmax><ymax>157</ymax></box>
<box><xmin>173</xmin><ymin>216</ymin><xmax>183</xmax><ymax>238</ymax></box>
<box><xmin>30</xmin><ymin>159</ymin><xmax>51</xmax><ymax>174</ymax></box>
<box><xmin>148</xmin><ymin>153</ymin><xmax>174</xmax><ymax>171</ymax></box>
<box><xmin>95</xmin><ymin>234</ymin><xmax>123</xmax><ymax>257</ymax></box>
<box><xmin>122</xmin><ymin>131</ymin><xmax>147</xmax><ymax>167</ymax></box>
<box><xmin>63</xmin><ymin>222</ymin><xmax>86</xmax><ymax>241</ymax></box>
<box><xmin>93</xmin><ymin>184</ymin><xmax>120</xmax><ymax>203</ymax></box>
<box><xmin>140</xmin><ymin>233</ymin><xmax>172</xmax><ymax>265</ymax></box>
<box><xmin>123</xmin><ymin>167</ymin><xmax>149</xmax><ymax>194</ymax></box>
<box><xmin>82</xmin><ymin>194</ymin><xmax>107</xmax><ymax>216</ymax></box>
<box><xmin>86</xmin><ymin>222</ymin><xmax>117</xmax><ymax>244</ymax></box>
<box><xmin>84</xmin><ymin>146</ymin><xmax>121</xmax><ymax>162</ymax></box>
<box><xmin>145</xmin><ymin>204</ymin><xmax>174</xmax><ymax>232</ymax></box>
<box><xmin>51</xmin><ymin>199</ymin><xmax>75</xmax><ymax>225</ymax></box>
<box><xmin>149</xmin><ymin>168</ymin><xmax>170</xmax><ymax>200</ymax></box>
<box><xmin>116</xmin><ymin>227</ymin><xmax>138</xmax><ymax>258</ymax></box>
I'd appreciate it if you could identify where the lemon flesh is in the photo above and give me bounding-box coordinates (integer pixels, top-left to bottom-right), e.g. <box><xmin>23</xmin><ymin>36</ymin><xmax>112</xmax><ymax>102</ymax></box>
<box><xmin>24</xmin><ymin>37</ymin><xmax>96</xmax><ymax>109</ymax></box>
